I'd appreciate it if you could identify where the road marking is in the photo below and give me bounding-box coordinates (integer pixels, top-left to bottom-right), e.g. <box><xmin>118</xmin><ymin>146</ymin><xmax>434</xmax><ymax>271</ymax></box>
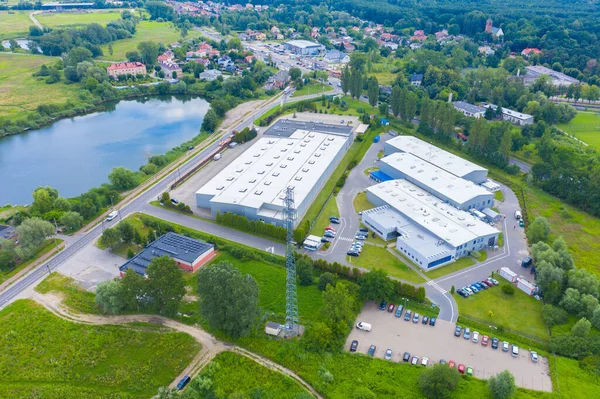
<box><xmin>338</xmin><ymin>237</ymin><xmax>353</xmax><ymax>242</ymax></box>
<box><xmin>426</xmin><ymin>280</ymin><xmax>448</xmax><ymax>294</ymax></box>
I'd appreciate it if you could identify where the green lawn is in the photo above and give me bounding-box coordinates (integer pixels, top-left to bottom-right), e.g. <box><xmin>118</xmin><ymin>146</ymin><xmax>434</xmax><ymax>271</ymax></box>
<box><xmin>353</xmin><ymin>191</ymin><xmax>374</xmax><ymax>213</ymax></box>
<box><xmin>557</xmin><ymin>111</ymin><xmax>600</xmax><ymax>150</ymax></box>
<box><xmin>309</xmin><ymin>195</ymin><xmax>339</xmax><ymax>236</ymax></box>
<box><xmin>0</xmin><ymin>11</ymin><xmax>32</xmax><ymax>40</ymax></box>
<box><xmin>349</xmin><ymin>245</ymin><xmax>425</xmax><ymax>284</ymax></box>
<box><xmin>0</xmin><ymin>299</ymin><xmax>200</xmax><ymax>399</ymax></box>
<box><xmin>192</xmin><ymin>351</ymin><xmax>309</xmax><ymax>398</ymax></box>
<box><xmin>363</xmin><ymin>166</ymin><xmax>378</xmax><ymax>176</ymax></box>
<box><xmin>206</xmin><ymin>253</ymin><xmax>324</xmax><ymax>325</ymax></box>
<box><xmin>494</xmin><ymin>190</ymin><xmax>505</xmax><ymax>201</ymax></box>
<box><xmin>0</xmin><ymin>238</ymin><xmax>63</xmax><ymax>285</ymax></box>
<box><xmin>424</xmin><ymin>256</ymin><xmax>476</xmax><ymax>280</ymax></box>
<box><xmin>456</xmin><ymin>281</ymin><xmax>549</xmax><ymax>340</ymax></box>
<box><xmin>35</xmin><ymin>273</ymin><xmax>99</xmax><ymax>314</ymax></box>
<box><xmin>369</xmin><ymin>71</ymin><xmax>397</xmax><ymax>85</ymax></box>
<box><xmin>291</xmin><ymin>82</ymin><xmax>333</xmax><ymax>97</ymax></box>
<box><xmin>35</xmin><ymin>10</ymin><xmax>124</xmax><ymax>29</ymax></box>
<box><xmin>100</xmin><ymin>21</ymin><xmax>200</xmax><ymax>61</ymax></box>
<box><xmin>551</xmin><ymin>356</ymin><xmax>600</xmax><ymax>399</ymax></box>
<box><xmin>0</xmin><ymin>53</ymin><xmax>82</xmax><ymax>122</ymax></box>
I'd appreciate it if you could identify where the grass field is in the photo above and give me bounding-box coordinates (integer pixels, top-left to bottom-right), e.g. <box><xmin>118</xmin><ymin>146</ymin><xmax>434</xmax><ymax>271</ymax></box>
<box><xmin>494</xmin><ymin>190</ymin><xmax>505</xmax><ymax>201</ymax></box>
<box><xmin>369</xmin><ymin>71</ymin><xmax>397</xmax><ymax>85</ymax></box>
<box><xmin>100</xmin><ymin>21</ymin><xmax>200</xmax><ymax>61</ymax></box>
<box><xmin>35</xmin><ymin>273</ymin><xmax>99</xmax><ymax>314</ymax></box>
<box><xmin>353</xmin><ymin>191</ymin><xmax>374</xmax><ymax>213</ymax></box>
<box><xmin>195</xmin><ymin>352</ymin><xmax>309</xmax><ymax>398</ymax></box>
<box><xmin>456</xmin><ymin>281</ymin><xmax>549</xmax><ymax>340</ymax></box>
<box><xmin>0</xmin><ymin>11</ymin><xmax>32</xmax><ymax>40</ymax></box>
<box><xmin>424</xmin><ymin>256</ymin><xmax>476</xmax><ymax>280</ymax></box>
<box><xmin>309</xmin><ymin>196</ymin><xmax>339</xmax><ymax>236</ymax></box>
<box><xmin>0</xmin><ymin>299</ymin><xmax>200</xmax><ymax>399</ymax></box>
<box><xmin>291</xmin><ymin>82</ymin><xmax>333</xmax><ymax>97</ymax></box>
<box><xmin>35</xmin><ymin>10</ymin><xmax>124</xmax><ymax>29</ymax></box>
<box><xmin>0</xmin><ymin>53</ymin><xmax>81</xmax><ymax>121</ymax></box>
<box><xmin>557</xmin><ymin>111</ymin><xmax>600</xmax><ymax>149</ymax></box>
<box><xmin>349</xmin><ymin>245</ymin><xmax>425</xmax><ymax>283</ymax></box>
<box><xmin>0</xmin><ymin>238</ymin><xmax>63</xmax><ymax>285</ymax></box>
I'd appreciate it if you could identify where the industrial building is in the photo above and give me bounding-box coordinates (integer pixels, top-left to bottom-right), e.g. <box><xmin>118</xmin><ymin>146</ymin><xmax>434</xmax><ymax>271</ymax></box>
<box><xmin>453</xmin><ymin>101</ymin><xmax>486</xmax><ymax>118</ymax></box>
<box><xmin>377</xmin><ymin>152</ymin><xmax>494</xmax><ymax>211</ymax></box>
<box><xmin>119</xmin><ymin>232</ymin><xmax>215</xmax><ymax>277</ymax></box>
<box><xmin>384</xmin><ymin>135</ymin><xmax>488</xmax><ymax>184</ymax></box>
<box><xmin>362</xmin><ymin>180</ymin><xmax>499</xmax><ymax>270</ymax></box>
<box><xmin>283</xmin><ymin>40</ymin><xmax>324</xmax><ymax>56</ymax></box>
<box><xmin>196</xmin><ymin>120</ymin><xmax>354</xmax><ymax>227</ymax></box>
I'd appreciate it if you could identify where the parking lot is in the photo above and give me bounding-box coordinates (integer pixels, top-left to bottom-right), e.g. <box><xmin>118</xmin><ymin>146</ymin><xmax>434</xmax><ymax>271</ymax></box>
<box><xmin>346</xmin><ymin>301</ymin><xmax>552</xmax><ymax>392</ymax></box>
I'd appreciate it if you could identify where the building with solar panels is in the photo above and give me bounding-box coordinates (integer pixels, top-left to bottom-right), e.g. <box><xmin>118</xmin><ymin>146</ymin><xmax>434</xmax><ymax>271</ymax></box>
<box><xmin>119</xmin><ymin>232</ymin><xmax>215</xmax><ymax>277</ymax></box>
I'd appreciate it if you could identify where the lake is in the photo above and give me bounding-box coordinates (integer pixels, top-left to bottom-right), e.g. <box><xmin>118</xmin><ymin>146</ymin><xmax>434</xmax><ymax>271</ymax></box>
<box><xmin>0</xmin><ymin>95</ymin><xmax>210</xmax><ymax>205</ymax></box>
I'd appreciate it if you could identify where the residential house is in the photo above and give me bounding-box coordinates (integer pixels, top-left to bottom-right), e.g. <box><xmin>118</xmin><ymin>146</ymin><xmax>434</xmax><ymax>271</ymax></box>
<box><xmin>452</xmin><ymin>101</ymin><xmax>486</xmax><ymax>118</ymax></box>
<box><xmin>159</xmin><ymin>59</ymin><xmax>182</xmax><ymax>78</ymax></box>
<box><xmin>381</xmin><ymin>41</ymin><xmax>399</xmax><ymax>51</ymax></box>
<box><xmin>478</xmin><ymin>46</ymin><xmax>496</xmax><ymax>56</ymax></box>
<box><xmin>410</xmin><ymin>73</ymin><xmax>423</xmax><ymax>87</ymax></box>
<box><xmin>199</xmin><ymin>69</ymin><xmax>222</xmax><ymax>81</ymax></box>
<box><xmin>521</xmin><ymin>48</ymin><xmax>542</xmax><ymax>58</ymax></box>
<box><xmin>435</xmin><ymin>29</ymin><xmax>449</xmax><ymax>41</ymax></box>
<box><xmin>323</xmin><ymin>49</ymin><xmax>350</xmax><ymax>64</ymax></box>
<box><xmin>264</xmin><ymin>70</ymin><xmax>290</xmax><ymax>90</ymax></box>
<box><xmin>379</xmin><ymin>85</ymin><xmax>392</xmax><ymax>95</ymax></box>
<box><xmin>217</xmin><ymin>56</ymin><xmax>235</xmax><ymax>69</ymax></box>
<box><xmin>409</xmin><ymin>43</ymin><xmax>422</xmax><ymax>50</ymax></box>
<box><xmin>483</xmin><ymin>104</ymin><xmax>534</xmax><ymax>126</ymax></box>
<box><xmin>411</xmin><ymin>30</ymin><xmax>427</xmax><ymax>42</ymax></box>
<box><xmin>343</xmin><ymin>42</ymin><xmax>356</xmax><ymax>53</ymax></box>
<box><xmin>107</xmin><ymin>62</ymin><xmax>147</xmax><ymax>78</ymax></box>
<box><xmin>270</xmin><ymin>26</ymin><xmax>280</xmax><ymax>35</ymax></box>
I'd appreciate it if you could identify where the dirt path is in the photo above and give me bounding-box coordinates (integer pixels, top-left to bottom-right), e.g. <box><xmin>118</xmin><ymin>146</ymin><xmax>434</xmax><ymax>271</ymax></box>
<box><xmin>32</xmin><ymin>293</ymin><xmax>322</xmax><ymax>398</ymax></box>
<box><xmin>29</xmin><ymin>11</ymin><xmax>43</xmax><ymax>30</ymax></box>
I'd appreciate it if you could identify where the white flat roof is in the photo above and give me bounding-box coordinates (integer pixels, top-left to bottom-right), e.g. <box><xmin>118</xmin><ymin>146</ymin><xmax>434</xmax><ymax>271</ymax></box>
<box><xmin>367</xmin><ymin>180</ymin><xmax>498</xmax><ymax>247</ymax></box>
<box><xmin>380</xmin><ymin>152</ymin><xmax>492</xmax><ymax>205</ymax></box>
<box><xmin>197</xmin><ymin>129</ymin><xmax>348</xmax><ymax>217</ymax></box>
<box><xmin>285</xmin><ymin>40</ymin><xmax>322</xmax><ymax>48</ymax></box>
<box><xmin>386</xmin><ymin>136</ymin><xmax>487</xmax><ymax>179</ymax></box>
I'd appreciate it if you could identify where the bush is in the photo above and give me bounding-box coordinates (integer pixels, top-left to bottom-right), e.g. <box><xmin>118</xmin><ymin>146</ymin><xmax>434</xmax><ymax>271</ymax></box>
<box><xmin>501</xmin><ymin>284</ymin><xmax>515</xmax><ymax>295</ymax></box>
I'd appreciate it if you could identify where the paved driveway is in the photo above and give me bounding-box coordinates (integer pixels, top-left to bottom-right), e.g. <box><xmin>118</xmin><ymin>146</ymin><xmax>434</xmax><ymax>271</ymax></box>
<box><xmin>346</xmin><ymin>302</ymin><xmax>552</xmax><ymax>392</ymax></box>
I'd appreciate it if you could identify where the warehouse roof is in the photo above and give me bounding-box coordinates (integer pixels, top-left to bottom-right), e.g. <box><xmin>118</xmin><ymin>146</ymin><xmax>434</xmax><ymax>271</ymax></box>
<box><xmin>379</xmin><ymin>152</ymin><xmax>492</xmax><ymax>205</ymax></box>
<box><xmin>385</xmin><ymin>135</ymin><xmax>487</xmax><ymax>180</ymax></box>
<box><xmin>285</xmin><ymin>40</ymin><xmax>322</xmax><ymax>48</ymax></box>
<box><xmin>367</xmin><ymin>180</ymin><xmax>498</xmax><ymax>246</ymax></box>
<box><xmin>119</xmin><ymin>232</ymin><xmax>214</xmax><ymax>276</ymax></box>
<box><xmin>453</xmin><ymin>101</ymin><xmax>486</xmax><ymax>115</ymax></box>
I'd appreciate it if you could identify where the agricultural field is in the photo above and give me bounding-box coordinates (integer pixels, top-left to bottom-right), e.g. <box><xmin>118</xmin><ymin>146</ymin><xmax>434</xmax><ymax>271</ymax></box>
<box><xmin>100</xmin><ymin>21</ymin><xmax>200</xmax><ymax>61</ymax></box>
<box><xmin>35</xmin><ymin>10</ymin><xmax>125</xmax><ymax>29</ymax></box>
<box><xmin>456</xmin><ymin>281</ymin><xmax>549</xmax><ymax>340</ymax></box>
<box><xmin>192</xmin><ymin>352</ymin><xmax>310</xmax><ymax>398</ymax></box>
<box><xmin>0</xmin><ymin>300</ymin><xmax>200</xmax><ymax>399</ymax></box>
<box><xmin>0</xmin><ymin>53</ymin><xmax>82</xmax><ymax>122</ymax></box>
<box><xmin>557</xmin><ymin>111</ymin><xmax>600</xmax><ymax>150</ymax></box>
<box><xmin>0</xmin><ymin>11</ymin><xmax>32</xmax><ymax>40</ymax></box>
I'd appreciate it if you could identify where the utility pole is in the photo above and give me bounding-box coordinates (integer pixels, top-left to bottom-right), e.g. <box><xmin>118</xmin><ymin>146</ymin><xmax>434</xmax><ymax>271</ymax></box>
<box><xmin>283</xmin><ymin>186</ymin><xmax>299</xmax><ymax>337</ymax></box>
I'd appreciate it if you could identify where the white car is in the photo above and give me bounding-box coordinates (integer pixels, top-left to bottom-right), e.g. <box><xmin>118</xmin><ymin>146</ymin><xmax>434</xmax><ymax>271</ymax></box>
<box><xmin>472</xmin><ymin>331</ymin><xmax>480</xmax><ymax>343</ymax></box>
<box><xmin>502</xmin><ymin>341</ymin><xmax>509</xmax><ymax>352</ymax></box>
<box><xmin>384</xmin><ymin>349</ymin><xmax>393</xmax><ymax>360</ymax></box>
<box><xmin>531</xmin><ymin>351</ymin><xmax>538</xmax><ymax>363</ymax></box>
<box><xmin>512</xmin><ymin>345</ymin><xmax>519</xmax><ymax>357</ymax></box>
<box><xmin>421</xmin><ymin>357</ymin><xmax>429</xmax><ymax>367</ymax></box>
<box><xmin>356</xmin><ymin>322</ymin><xmax>372</xmax><ymax>332</ymax></box>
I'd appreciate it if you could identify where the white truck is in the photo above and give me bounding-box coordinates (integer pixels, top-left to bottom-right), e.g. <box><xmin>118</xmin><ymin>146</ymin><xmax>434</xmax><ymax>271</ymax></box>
<box><xmin>514</xmin><ymin>210</ymin><xmax>522</xmax><ymax>220</ymax></box>
<box><xmin>106</xmin><ymin>210</ymin><xmax>119</xmax><ymax>222</ymax></box>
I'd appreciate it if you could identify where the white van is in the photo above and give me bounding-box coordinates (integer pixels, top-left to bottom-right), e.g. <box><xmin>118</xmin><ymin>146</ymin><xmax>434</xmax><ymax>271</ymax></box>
<box><xmin>356</xmin><ymin>322</ymin><xmax>372</xmax><ymax>332</ymax></box>
<box><xmin>514</xmin><ymin>210</ymin><xmax>522</xmax><ymax>220</ymax></box>
<box><xmin>106</xmin><ymin>211</ymin><xmax>119</xmax><ymax>222</ymax></box>
<box><xmin>213</xmin><ymin>153</ymin><xmax>222</xmax><ymax>161</ymax></box>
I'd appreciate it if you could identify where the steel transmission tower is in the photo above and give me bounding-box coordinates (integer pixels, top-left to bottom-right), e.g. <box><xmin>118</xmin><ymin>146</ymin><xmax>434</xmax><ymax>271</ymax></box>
<box><xmin>283</xmin><ymin>186</ymin><xmax>299</xmax><ymax>337</ymax></box>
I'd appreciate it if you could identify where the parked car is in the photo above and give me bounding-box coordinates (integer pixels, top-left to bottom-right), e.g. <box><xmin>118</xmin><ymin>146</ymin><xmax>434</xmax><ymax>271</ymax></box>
<box><xmin>359</xmin><ymin>227</ymin><xmax>368</xmax><ymax>233</ymax></box>
<box><xmin>170</xmin><ymin>198</ymin><xmax>179</xmax><ymax>205</ymax></box>
<box><xmin>395</xmin><ymin>305</ymin><xmax>404</xmax><ymax>318</ymax></box>
<box><xmin>403</xmin><ymin>352</ymin><xmax>410</xmax><ymax>362</ymax></box>
<box><xmin>491</xmin><ymin>337</ymin><xmax>499</xmax><ymax>350</ymax></box>
<box><xmin>531</xmin><ymin>351</ymin><xmax>538</xmax><ymax>363</ymax></box>
<box><xmin>385</xmin><ymin>349</ymin><xmax>393</xmax><ymax>360</ymax></box>
<box><xmin>429</xmin><ymin>317</ymin><xmax>436</xmax><ymax>326</ymax></box>
<box><xmin>347</xmin><ymin>250</ymin><xmax>359</xmax><ymax>257</ymax></box>
<box><xmin>464</xmin><ymin>286</ymin><xmax>474</xmax><ymax>295</ymax></box>
<box><xmin>457</xmin><ymin>289</ymin><xmax>468</xmax><ymax>298</ymax></box>
<box><xmin>329</xmin><ymin>216</ymin><xmax>340</xmax><ymax>224</ymax></box>
<box><xmin>463</xmin><ymin>328</ymin><xmax>471</xmax><ymax>340</ymax></box>
<box><xmin>177</xmin><ymin>375</ymin><xmax>191</xmax><ymax>390</ymax></box>
<box><xmin>350</xmin><ymin>340</ymin><xmax>358</xmax><ymax>352</ymax></box>
<box><xmin>324</xmin><ymin>231</ymin><xmax>335</xmax><ymax>238</ymax></box>
<box><xmin>387</xmin><ymin>303</ymin><xmax>395</xmax><ymax>313</ymax></box>
<box><xmin>482</xmin><ymin>280</ymin><xmax>494</xmax><ymax>287</ymax></box>
<box><xmin>488</xmin><ymin>277</ymin><xmax>499</xmax><ymax>285</ymax></box>
<box><xmin>475</xmin><ymin>282</ymin><xmax>486</xmax><ymax>290</ymax></box>
<box><xmin>379</xmin><ymin>300</ymin><xmax>387</xmax><ymax>310</ymax></box>
<box><xmin>320</xmin><ymin>237</ymin><xmax>331</xmax><ymax>243</ymax></box>
<box><xmin>421</xmin><ymin>357</ymin><xmax>429</xmax><ymax>367</ymax></box>
<box><xmin>512</xmin><ymin>345</ymin><xmax>519</xmax><ymax>357</ymax></box>
<box><xmin>522</xmin><ymin>256</ymin><xmax>533</xmax><ymax>267</ymax></box>
<box><xmin>502</xmin><ymin>341</ymin><xmax>509</xmax><ymax>352</ymax></box>
<box><xmin>356</xmin><ymin>322</ymin><xmax>372</xmax><ymax>332</ymax></box>
<box><xmin>411</xmin><ymin>356</ymin><xmax>419</xmax><ymax>365</ymax></box>
<box><xmin>467</xmin><ymin>366</ymin><xmax>473</xmax><ymax>376</ymax></box>
<box><xmin>449</xmin><ymin>360</ymin><xmax>456</xmax><ymax>369</ymax></box>
<box><xmin>422</xmin><ymin>316</ymin><xmax>429</xmax><ymax>325</ymax></box>
<box><xmin>458</xmin><ymin>364</ymin><xmax>466</xmax><ymax>374</ymax></box>
<box><xmin>439</xmin><ymin>359</ymin><xmax>447</xmax><ymax>365</ymax></box>
<box><xmin>481</xmin><ymin>335</ymin><xmax>489</xmax><ymax>346</ymax></box>
<box><xmin>472</xmin><ymin>331</ymin><xmax>480</xmax><ymax>343</ymax></box>
<box><xmin>354</xmin><ymin>234</ymin><xmax>367</xmax><ymax>241</ymax></box>
<box><xmin>454</xmin><ymin>325</ymin><xmax>462</xmax><ymax>337</ymax></box>
<box><xmin>368</xmin><ymin>345</ymin><xmax>376</xmax><ymax>356</ymax></box>
<box><xmin>325</xmin><ymin>226</ymin><xmax>336</xmax><ymax>232</ymax></box>
<box><xmin>470</xmin><ymin>285</ymin><xmax>479</xmax><ymax>293</ymax></box>
<box><xmin>404</xmin><ymin>310</ymin><xmax>412</xmax><ymax>321</ymax></box>
<box><xmin>412</xmin><ymin>313</ymin><xmax>420</xmax><ymax>323</ymax></box>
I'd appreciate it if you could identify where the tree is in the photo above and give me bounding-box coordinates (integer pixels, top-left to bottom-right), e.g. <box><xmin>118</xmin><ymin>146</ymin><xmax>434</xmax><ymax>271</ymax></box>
<box><xmin>541</xmin><ymin>304</ymin><xmax>568</xmax><ymax>328</ymax></box>
<box><xmin>66</xmin><ymin>46</ymin><xmax>93</xmax><ymax>66</ymax></box>
<box><xmin>322</xmin><ymin>282</ymin><xmax>357</xmax><ymax>337</ymax></box>
<box><xmin>572</xmin><ymin>317</ymin><xmax>592</xmax><ymax>337</ymax></box>
<box><xmin>0</xmin><ymin>248</ymin><xmax>16</xmax><ymax>272</ymax></box>
<box><xmin>126</xmin><ymin>50</ymin><xmax>141</xmax><ymax>62</ymax></box>
<box><xmin>15</xmin><ymin>217</ymin><xmax>55</xmax><ymax>259</ymax></box>
<box><xmin>349</xmin><ymin>67</ymin><xmax>363</xmax><ymax>99</ymax></box>
<box><xmin>359</xmin><ymin>269</ymin><xmax>394</xmax><ymax>300</ymax></box>
<box><xmin>560</xmin><ymin>288</ymin><xmax>582</xmax><ymax>314</ymax></box>
<box><xmin>146</xmin><ymin>256</ymin><xmax>186</xmax><ymax>316</ymax></box>
<box><xmin>32</xmin><ymin>188</ymin><xmax>54</xmax><ymax>214</ymax></box>
<box><xmin>390</xmin><ymin>85</ymin><xmax>401</xmax><ymax>116</ymax></box>
<box><xmin>367</xmin><ymin>76</ymin><xmax>379</xmax><ymax>108</ymax></box>
<box><xmin>289</xmin><ymin>67</ymin><xmax>302</xmax><ymax>81</ymax></box>
<box><xmin>202</xmin><ymin>109</ymin><xmax>219</xmax><ymax>132</ymax></box>
<box><xmin>53</xmin><ymin>197</ymin><xmax>71</xmax><ymax>212</ymax></box>
<box><xmin>418</xmin><ymin>364</ymin><xmax>460</xmax><ymax>399</ymax></box>
<box><xmin>501</xmin><ymin>284</ymin><xmax>515</xmax><ymax>295</ymax></box>
<box><xmin>318</xmin><ymin>272</ymin><xmax>337</xmax><ymax>291</ymax></box>
<box><xmin>100</xmin><ymin>227</ymin><xmax>121</xmax><ymax>248</ymax></box>
<box><xmin>108</xmin><ymin>167</ymin><xmax>138</xmax><ymax>190</ymax></box>
<box><xmin>117</xmin><ymin>221</ymin><xmax>135</xmax><ymax>243</ymax></box>
<box><xmin>60</xmin><ymin>211</ymin><xmax>83</xmax><ymax>232</ymax></box>
<box><xmin>528</xmin><ymin>216</ymin><xmax>551</xmax><ymax>243</ymax></box>
<box><xmin>484</xmin><ymin>106</ymin><xmax>495</xmax><ymax>120</ymax></box>
<box><xmin>302</xmin><ymin>321</ymin><xmax>334</xmax><ymax>352</ymax></box>
<box><xmin>197</xmin><ymin>261</ymin><xmax>259</xmax><ymax>337</ymax></box>
<box><xmin>121</xmin><ymin>268</ymin><xmax>146</xmax><ymax>311</ymax></box>
<box><xmin>296</xmin><ymin>258</ymin><xmax>314</xmax><ymax>286</ymax></box>
<box><xmin>591</xmin><ymin>306</ymin><xmax>600</xmax><ymax>330</ymax></box>
<box><xmin>378</xmin><ymin>102</ymin><xmax>389</xmax><ymax>117</ymax></box>
<box><xmin>340</xmin><ymin>66</ymin><xmax>350</xmax><ymax>95</ymax></box>
<box><xmin>96</xmin><ymin>280</ymin><xmax>125</xmax><ymax>314</ymax></box>
<box><xmin>488</xmin><ymin>370</ymin><xmax>516</xmax><ymax>399</ymax></box>
<box><xmin>567</xmin><ymin>268</ymin><xmax>599</xmax><ymax>297</ymax></box>
<box><xmin>137</xmin><ymin>41</ymin><xmax>160</xmax><ymax>66</ymax></box>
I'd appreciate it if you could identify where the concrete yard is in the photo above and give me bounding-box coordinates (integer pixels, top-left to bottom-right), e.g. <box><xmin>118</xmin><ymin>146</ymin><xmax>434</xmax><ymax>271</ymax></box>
<box><xmin>346</xmin><ymin>301</ymin><xmax>552</xmax><ymax>392</ymax></box>
<box><xmin>57</xmin><ymin>244</ymin><xmax>123</xmax><ymax>291</ymax></box>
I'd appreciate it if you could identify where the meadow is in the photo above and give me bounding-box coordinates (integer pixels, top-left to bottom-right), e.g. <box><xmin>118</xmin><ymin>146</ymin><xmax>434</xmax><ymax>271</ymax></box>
<box><xmin>0</xmin><ymin>300</ymin><xmax>200</xmax><ymax>399</ymax></box>
<box><xmin>35</xmin><ymin>10</ymin><xmax>125</xmax><ymax>29</ymax></box>
<box><xmin>291</xmin><ymin>82</ymin><xmax>333</xmax><ymax>97</ymax></box>
<box><xmin>557</xmin><ymin>111</ymin><xmax>600</xmax><ymax>150</ymax></box>
<box><xmin>0</xmin><ymin>11</ymin><xmax>32</xmax><ymax>40</ymax></box>
<box><xmin>350</xmin><ymin>244</ymin><xmax>425</xmax><ymax>283</ymax></box>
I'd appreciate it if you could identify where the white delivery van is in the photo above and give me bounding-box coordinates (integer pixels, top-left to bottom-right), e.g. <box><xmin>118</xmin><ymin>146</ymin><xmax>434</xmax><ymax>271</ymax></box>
<box><xmin>106</xmin><ymin>211</ymin><xmax>119</xmax><ymax>222</ymax></box>
<box><xmin>356</xmin><ymin>322</ymin><xmax>372</xmax><ymax>332</ymax></box>
<box><xmin>213</xmin><ymin>153</ymin><xmax>222</xmax><ymax>161</ymax></box>
<box><xmin>514</xmin><ymin>210</ymin><xmax>522</xmax><ymax>220</ymax></box>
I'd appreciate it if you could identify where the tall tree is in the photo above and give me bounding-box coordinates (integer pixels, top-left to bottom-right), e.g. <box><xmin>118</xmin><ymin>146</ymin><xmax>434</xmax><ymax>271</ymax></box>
<box><xmin>405</xmin><ymin>92</ymin><xmax>418</xmax><ymax>122</ymax></box>
<box><xmin>96</xmin><ymin>280</ymin><xmax>125</xmax><ymax>314</ymax></box>
<box><xmin>340</xmin><ymin>66</ymin><xmax>350</xmax><ymax>95</ymax></box>
<box><xmin>390</xmin><ymin>85</ymin><xmax>401</xmax><ymax>117</ymax></box>
<box><xmin>349</xmin><ymin>67</ymin><xmax>363</xmax><ymax>99</ymax></box>
<box><xmin>100</xmin><ymin>227</ymin><xmax>121</xmax><ymax>249</ymax></box>
<box><xmin>137</xmin><ymin>41</ymin><xmax>160</xmax><ymax>66</ymax></box>
<box><xmin>420</xmin><ymin>96</ymin><xmax>431</xmax><ymax>124</ymax></box>
<box><xmin>197</xmin><ymin>261</ymin><xmax>259</xmax><ymax>338</ymax></box>
<box><xmin>322</xmin><ymin>282</ymin><xmax>358</xmax><ymax>337</ymax></box>
<box><xmin>359</xmin><ymin>269</ymin><xmax>394</xmax><ymax>300</ymax></box>
<box><xmin>367</xmin><ymin>76</ymin><xmax>379</xmax><ymax>108</ymax></box>
<box><xmin>499</xmin><ymin>127</ymin><xmax>512</xmax><ymax>161</ymax></box>
<box><xmin>418</xmin><ymin>364</ymin><xmax>460</xmax><ymax>399</ymax></box>
<box><xmin>121</xmin><ymin>268</ymin><xmax>146</xmax><ymax>311</ymax></box>
<box><xmin>528</xmin><ymin>216</ymin><xmax>552</xmax><ymax>243</ymax></box>
<box><xmin>60</xmin><ymin>211</ymin><xmax>83</xmax><ymax>232</ymax></box>
<box><xmin>147</xmin><ymin>256</ymin><xmax>186</xmax><ymax>316</ymax></box>
<box><xmin>15</xmin><ymin>218</ymin><xmax>54</xmax><ymax>260</ymax></box>
<box><xmin>488</xmin><ymin>370</ymin><xmax>516</xmax><ymax>399</ymax></box>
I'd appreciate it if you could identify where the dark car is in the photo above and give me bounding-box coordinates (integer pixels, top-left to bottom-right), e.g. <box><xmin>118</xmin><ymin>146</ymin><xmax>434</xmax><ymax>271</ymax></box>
<box><xmin>350</xmin><ymin>340</ymin><xmax>358</xmax><ymax>352</ymax></box>
<box><xmin>387</xmin><ymin>303</ymin><xmax>395</xmax><ymax>313</ymax></box>
<box><xmin>177</xmin><ymin>375</ymin><xmax>191</xmax><ymax>390</ymax></box>
<box><xmin>482</xmin><ymin>280</ymin><xmax>494</xmax><ymax>287</ymax></box>
<box><xmin>379</xmin><ymin>300</ymin><xmax>387</xmax><ymax>311</ymax></box>
<box><xmin>324</xmin><ymin>231</ymin><xmax>335</xmax><ymax>238</ymax></box>
<box><xmin>422</xmin><ymin>316</ymin><xmax>429</xmax><ymax>325</ymax></box>
<box><xmin>454</xmin><ymin>325</ymin><xmax>462</xmax><ymax>337</ymax></box>
<box><xmin>429</xmin><ymin>317</ymin><xmax>436</xmax><ymax>326</ymax></box>
<box><xmin>403</xmin><ymin>352</ymin><xmax>411</xmax><ymax>362</ymax></box>
<box><xmin>321</xmin><ymin>237</ymin><xmax>331</xmax><ymax>243</ymax></box>
<box><xmin>457</xmin><ymin>289</ymin><xmax>468</xmax><ymax>298</ymax></box>
<box><xmin>368</xmin><ymin>345</ymin><xmax>376</xmax><ymax>356</ymax></box>
<box><xmin>170</xmin><ymin>198</ymin><xmax>179</xmax><ymax>205</ymax></box>
<box><xmin>346</xmin><ymin>250</ymin><xmax>359</xmax><ymax>257</ymax></box>
<box><xmin>491</xmin><ymin>337</ymin><xmax>499</xmax><ymax>350</ymax></box>
<box><xmin>404</xmin><ymin>309</ymin><xmax>412</xmax><ymax>321</ymax></box>
<box><xmin>475</xmin><ymin>282</ymin><xmax>487</xmax><ymax>290</ymax></box>
<box><xmin>359</xmin><ymin>227</ymin><xmax>368</xmax><ymax>233</ymax></box>
<box><xmin>522</xmin><ymin>256</ymin><xmax>533</xmax><ymax>267</ymax></box>
<box><xmin>329</xmin><ymin>217</ymin><xmax>340</xmax><ymax>224</ymax></box>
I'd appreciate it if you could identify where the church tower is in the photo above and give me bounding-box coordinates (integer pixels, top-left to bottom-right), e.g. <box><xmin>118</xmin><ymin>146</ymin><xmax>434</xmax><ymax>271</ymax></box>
<box><xmin>485</xmin><ymin>18</ymin><xmax>493</xmax><ymax>33</ymax></box>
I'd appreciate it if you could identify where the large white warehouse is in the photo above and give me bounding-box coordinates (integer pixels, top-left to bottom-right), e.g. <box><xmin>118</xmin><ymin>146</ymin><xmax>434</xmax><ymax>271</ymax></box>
<box><xmin>196</xmin><ymin>120</ymin><xmax>353</xmax><ymax>227</ymax></box>
<box><xmin>384</xmin><ymin>135</ymin><xmax>488</xmax><ymax>184</ymax></box>
<box><xmin>378</xmin><ymin>152</ymin><xmax>494</xmax><ymax>211</ymax></box>
<box><xmin>363</xmin><ymin>180</ymin><xmax>499</xmax><ymax>270</ymax></box>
